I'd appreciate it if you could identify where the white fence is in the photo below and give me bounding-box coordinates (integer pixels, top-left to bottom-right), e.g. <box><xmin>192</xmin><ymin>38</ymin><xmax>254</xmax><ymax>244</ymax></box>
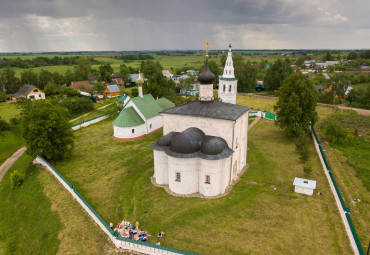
<box><xmin>71</xmin><ymin>115</ymin><xmax>108</xmax><ymax>130</ymax></box>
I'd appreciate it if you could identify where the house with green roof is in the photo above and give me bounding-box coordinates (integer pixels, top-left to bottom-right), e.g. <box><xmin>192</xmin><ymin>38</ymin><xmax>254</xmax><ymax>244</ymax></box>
<box><xmin>113</xmin><ymin>94</ymin><xmax>175</xmax><ymax>140</ymax></box>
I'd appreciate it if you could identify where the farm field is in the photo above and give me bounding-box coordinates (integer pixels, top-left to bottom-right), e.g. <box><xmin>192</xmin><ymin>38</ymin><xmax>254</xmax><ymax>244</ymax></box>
<box><xmin>50</xmin><ymin>110</ymin><xmax>352</xmax><ymax>253</ymax></box>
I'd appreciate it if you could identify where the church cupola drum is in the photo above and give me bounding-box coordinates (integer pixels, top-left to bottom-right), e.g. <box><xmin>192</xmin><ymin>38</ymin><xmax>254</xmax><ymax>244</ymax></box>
<box><xmin>218</xmin><ymin>43</ymin><xmax>237</xmax><ymax>104</ymax></box>
<box><xmin>198</xmin><ymin>38</ymin><xmax>215</xmax><ymax>101</ymax></box>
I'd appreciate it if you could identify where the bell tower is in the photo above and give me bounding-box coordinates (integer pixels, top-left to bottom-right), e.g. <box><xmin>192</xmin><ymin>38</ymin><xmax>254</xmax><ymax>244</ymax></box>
<box><xmin>218</xmin><ymin>43</ymin><xmax>237</xmax><ymax>104</ymax></box>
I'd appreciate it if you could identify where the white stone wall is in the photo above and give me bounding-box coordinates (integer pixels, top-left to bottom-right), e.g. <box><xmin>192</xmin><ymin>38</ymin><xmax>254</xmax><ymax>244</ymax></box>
<box><xmin>113</xmin><ymin>123</ymin><xmax>147</xmax><ymax>139</ymax></box>
<box><xmin>232</xmin><ymin>113</ymin><xmax>249</xmax><ymax>175</ymax></box>
<box><xmin>153</xmin><ymin>150</ymin><xmax>168</xmax><ymax>185</ymax></box>
<box><xmin>199</xmin><ymin>84</ymin><xmax>214</xmax><ymax>101</ymax></box>
<box><xmin>218</xmin><ymin>80</ymin><xmax>237</xmax><ymax>104</ymax></box>
<box><xmin>163</xmin><ymin>114</ymin><xmax>234</xmax><ymax>147</ymax></box>
<box><xmin>168</xmin><ymin>156</ymin><xmax>199</xmax><ymax>195</ymax></box>
<box><xmin>146</xmin><ymin>115</ymin><xmax>163</xmax><ymax>134</ymax></box>
<box><xmin>199</xmin><ymin>158</ymin><xmax>228</xmax><ymax>196</ymax></box>
<box><xmin>72</xmin><ymin>116</ymin><xmax>108</xmax><ymax>131</ymax></box>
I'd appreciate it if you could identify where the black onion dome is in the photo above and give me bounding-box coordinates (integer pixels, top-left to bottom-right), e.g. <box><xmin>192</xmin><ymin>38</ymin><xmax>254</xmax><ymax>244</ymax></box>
<box><xmin>156</xmin><ymin>132</ymin><xmax>178</xmax><ymax>147</ymax></box>
<box><xmin>198</xmin><ymin>58</ymin><xmax>215</xmax><ymax>84</ymax></box>
<box><xmin>170</xmin><ymin>127</ymin><xmax>205</xmax><ymax>154</ymax></box>
<box><xmin>201</xmin><ymin>136</ymin><xmax>229</xmax><ymax>155</ymax></box>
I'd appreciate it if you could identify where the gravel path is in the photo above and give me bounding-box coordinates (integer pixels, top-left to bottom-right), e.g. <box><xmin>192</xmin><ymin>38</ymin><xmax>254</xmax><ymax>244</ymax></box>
<box><xmin>0</xmin><ymin>147</ymin><xmax>26</xmax><ymax>182</ymax></box>
<box><xmin>69</xmin><ymin>103</ymin><xmax>114</xmax><ymax>123</ymax></box>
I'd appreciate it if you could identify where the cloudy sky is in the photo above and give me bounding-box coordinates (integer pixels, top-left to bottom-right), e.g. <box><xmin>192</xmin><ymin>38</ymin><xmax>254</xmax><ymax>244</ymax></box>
<box><xmin>0</xmin><ymin>0</ymin><xmax>369</xmax><ymax>52</ymax></box>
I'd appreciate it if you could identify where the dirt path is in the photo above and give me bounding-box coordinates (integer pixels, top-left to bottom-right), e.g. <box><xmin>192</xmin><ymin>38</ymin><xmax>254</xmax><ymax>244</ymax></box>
<box><xmin>248</xmin><ymin>117</ymin><xmax>261</xmax><ymax>130</ymax></box>
<box><xmin>337</xmin><ymin>105</ymin><xmax>370</xmax><ymax>116</ymax></box>
<box><xmin>69</xmin><ymin>103</ymin><xmax>113</xmax><ymax>123</ymax></box>
<box><xmin>0</xmin><ymin>146</ymin><xmax>26</xmax><ymax>182</ymax></box>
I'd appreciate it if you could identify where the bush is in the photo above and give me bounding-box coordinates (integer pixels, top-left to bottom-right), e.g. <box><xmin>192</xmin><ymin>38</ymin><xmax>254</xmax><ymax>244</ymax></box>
<box><xmin>295</xmin><ymin>131</ymin><xmax>310</xmax><ymax>162</ymax></box>
<box><xmin>303</xmin><ymin>163</ymin><xmax>313</xmax><ymax>176</ymax></box>
<box><xmin>0</xmin><ymin>117</ymin><xmax>11</xmax><ymax>132</ymax></box>
<box><xmin>58</xmin><ymin>97</ymin><xmax>94</xmax><ymax>114</ymax></box>
<box><xmin>10</xmin><ymin>170</ymin><xmax>25</xmax><ymax>189</ymax></box>
<box><xmin>131</xmin><ymin>87</ymin><xmax>138</xmax><ymax>97</ymax></box>
<box><xmin>0</xmin><ymin>91</ymin><xmax>6</xmax><ymax>102</ymax></box>
<box><xmin>323</xmin><ymin>121</ymin><xmax>348</xmax><ymax>144</ymax></box>
<box><xmin>10</xmin><ymin>117</ymin><xmax>20</xmax><ymax>125</ymax></box>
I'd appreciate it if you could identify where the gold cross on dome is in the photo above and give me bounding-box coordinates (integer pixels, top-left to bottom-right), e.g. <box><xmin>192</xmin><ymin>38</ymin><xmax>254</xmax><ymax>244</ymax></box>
<box><xmin>202</xmin><ymin>38</ymin><xmax>212</xmax><ymax>58</ymax></box>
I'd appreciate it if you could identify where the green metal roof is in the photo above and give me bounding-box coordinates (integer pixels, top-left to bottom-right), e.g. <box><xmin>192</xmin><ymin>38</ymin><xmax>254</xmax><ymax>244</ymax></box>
<box><xmin>156</xmin><ymin>97</ymin><xmax>175</xmax><ymax>110</ymax></box>
<box><xmin>113</xmin><ymin>106</ymin><xmax>145</xmax><ymax>127</ymax></box>
<box><xmin>131</xmin><ymin>94</ymin><xmax>164</xmax><ymax>119</ymax></box>
<box><xmin>220</xmin><ymin>77</ymin><xmax>237</xmax><ymax>81</ymax></box>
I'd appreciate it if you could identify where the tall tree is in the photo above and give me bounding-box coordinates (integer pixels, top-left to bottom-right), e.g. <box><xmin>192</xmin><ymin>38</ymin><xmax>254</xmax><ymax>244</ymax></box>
<box><xmin>142</xmin><ymin>60</ymin><xmax>166</xmax><ymax>98</ymax></box>
<box><xmin>21</xmin><ymin>69</ymin><xmax>38</xmax><ymax>85</ymax></box>
<box><xmin>324</xmin><ymin>51</ymin><xmax>332</xmax><ymax>61</ymax></box>
<box><xmin>332</xmin><ymin>73</ymin><xmax>350</xmax><ymax>103</ymax></box>
<box><xmin>21</xmin><ymin>100</ymin><xmax>74</xmax><ymax>164</ymax></box>
<box><xmin>64</xmin><ymin>69</ymin><xmax>75</xmax><ymax>85</ymax></box>
<box><xmin>38</xmin><ymin>69</ymin><xmax>53</xmax><ymax>89</ymax></box>
<box><xmin>119</xmin><ymin>64</ymin><xmax>131</xmax><ymax>84</ymax></box>
<box><xmin>92</xmin><ymin>82</ymin><xmax>105</xmax><ymax>95</ymax></box>
<box><xmin>0</xmin><ymin>66</ymin><xmax>18</xmax><ymax>94</ymax></box>
<box><xmin>274</xmin><ymin>73</ymin><xmax>318</xmax><ymax>137</ymax></box>
<box><xmin>99</xmin><ymin>63</ymin><xmax>113</xmax><ymax>82</ymax></box>
<box><xmin>74</xmin><ymin>57</ymin><xmax>91</xmax><ymax>80</ymax></box>
<box><xmin>264</xmin><ymin>59</ymin><xmax>293</xmax><ymax>90</ymax></box>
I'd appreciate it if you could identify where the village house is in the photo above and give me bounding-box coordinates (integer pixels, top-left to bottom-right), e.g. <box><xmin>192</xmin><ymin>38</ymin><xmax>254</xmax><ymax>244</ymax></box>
<box><xmin>12</xmin><ymin>84</ymin><xmax>45</xmax><ymax>101</ymax></box>
<box><xmin>104</xmin><ymin>84</ymin><xmax>121</xmax><ymax>98</ymax></box>
<box><xmin>70</xmin><ymin>81</ymin><xmax>93</xmax><ymax>92</ymax></box>
<box><xmin>162</xmin><ymin>70</ymin><xmax>173</xmax><ymax>79</ymax></box>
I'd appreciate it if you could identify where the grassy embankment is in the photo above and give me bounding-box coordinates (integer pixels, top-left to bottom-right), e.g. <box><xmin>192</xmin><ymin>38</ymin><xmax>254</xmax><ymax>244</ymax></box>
<box><xmin>315</xmin><ymin>109</ymin><xmax>369</xmax><ymax>252</ymax></box>
<box><xmin>49</xmin><ymin>98</ymin><xmax>352</xmax><ymax>254</ymax></box>
<box><xmin>0</xmin><ymin>103</ymin><xmax>24</xmax><ymax>165</ymax></box>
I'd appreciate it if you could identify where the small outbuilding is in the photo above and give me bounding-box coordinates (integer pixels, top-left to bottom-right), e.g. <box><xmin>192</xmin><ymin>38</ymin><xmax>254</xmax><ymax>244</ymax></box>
<box><xmin>105</xmin><ymin>84</ymin><xmax>121</xmax><ymax>98</ymax></box>
<box><xmin>293</xmin><ymin>177</ymin><xmax>316</xmax><ymax>196</ymax></box>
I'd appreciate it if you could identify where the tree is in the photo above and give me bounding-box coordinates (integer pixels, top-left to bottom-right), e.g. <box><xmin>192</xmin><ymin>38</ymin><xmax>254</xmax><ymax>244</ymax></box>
<box><xmin>38</xmin><ymin>69</ymin><xmax>53</xmax><ymax>89</ymax></box>
<box><xmin>0</xmin><ymin>66</ymin><xmax>19</xmax><ymax>94</ymax></box>
<box><xmin>92</xmin><ymin>82</ymin><xmax>105</xmax><ymax>95</ymax></box>
<box><xmin>99</xmin><ymin>63</ymin><xmax>113</xmax><ymax>82</ymax></box>
<box><xmin>119</xmin><ymin>64</ymin><xmax>131</xmax><ymax>84</ymax></box>
<box><xmin>347</xmin><ymin>88</ymin><xmax>358</xmax><ymax>108</ymax></box>
<box><xmin>21</xmin><ymin>69</ymin><xmax>38</xmax><ymax>85</ymax></box>
<box><xmin>21</xmin><ymin>100</ymin><xmax>74</xmax><ymax>164</ymax></box>
<box><xmin>332</xmin><ymin>73</ymin><xmax>350</xmax><ymax>103</ymax></box>
<box><xmin>347</xmin><ymin>52</ymin><xmax>358</xmax><ymax>60</ymax></box>
<box><xmin>324</xmin><ymin>51</ymin><xmax>332</xmax><ymax>61</ymax></box>
<box><xmin>358</xmin><ymin>85</ymin><xmax>370</xmax><ymax>109</ymax></box>
<box><xmin>64</xmin><ymin>69</ymin><xmax>75</xmax><ymax>85</ymax></box>
<box><xmin>0</xmin><ymin>91</ymin><xmax>6</xmax><ymax>102</ymax></box>
<box><xmin>264</xmin><ymin>59</ymin><xmax>293</xmax><ymax>91</ymax></box>
<box><xmin>130</xmin><ymin>87</ymin><xmax>138</xmax><ymax>97</ymax></box>
<box><xmin>274</xmin><ymin>73</ymin><xmax>318</xmax><ymax>137</ymax></box>
<box><xmin>74</xmin><ymin>57</ymin><xmax>91</xmax><ymax>80</ymax></box>
<box><xmin>219</xmin><ymin>53</ymin><xmax>227</xmax><ymax>67</ymax></box>
<box><xmin>236</xmin><ymin>61</ymin><xmax>258</xmax><ymax>92</ymax></box>
<box><xmin>141</xmin><ymin>60</ymin><xmax>175</xmax><ymax>98</ymax></box>
<box><xmin>44</xmin><ymin>82</ymin><xmax>57</xmax><ymax>95</ymax></box>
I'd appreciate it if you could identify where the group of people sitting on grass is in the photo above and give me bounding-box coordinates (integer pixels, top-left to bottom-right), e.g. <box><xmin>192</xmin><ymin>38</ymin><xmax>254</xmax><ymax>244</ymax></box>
<box><xmin>110</xmin><ymin>220</ymin><xmax>165</xmax><ymax>242</ymax></box>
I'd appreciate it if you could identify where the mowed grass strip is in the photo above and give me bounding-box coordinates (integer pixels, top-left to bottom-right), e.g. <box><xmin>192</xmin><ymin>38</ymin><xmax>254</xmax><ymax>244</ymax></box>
<box><xmin>54</xmin><ymin>115</ymin><xmax>352</xmax><ymax>254</ymax></box>
<box><xmin>0</xmin><ymin>154</ymin><xmax>62</xmax><ymax>255</ymax></box>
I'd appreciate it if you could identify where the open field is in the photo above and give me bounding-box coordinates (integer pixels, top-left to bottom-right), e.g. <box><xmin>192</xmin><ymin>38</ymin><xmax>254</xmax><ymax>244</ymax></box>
<box><xmin>51</xmin><ymin>113</ymin><xmax>352</xmax><ymax>254</ymax></box>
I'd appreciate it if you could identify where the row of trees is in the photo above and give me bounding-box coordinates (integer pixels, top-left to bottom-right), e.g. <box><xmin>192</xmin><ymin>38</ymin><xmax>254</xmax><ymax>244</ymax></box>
<box><xmin>0</xmin><ymin>56</ymin><xmax>100</xmax><ymax>69</ymax></box>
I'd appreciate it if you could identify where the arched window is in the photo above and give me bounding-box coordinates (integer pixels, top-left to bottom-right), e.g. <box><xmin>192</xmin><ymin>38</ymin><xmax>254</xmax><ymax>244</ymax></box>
<box><xmin>223</xmin><ymin>85</ymin><xmax>225</xmax><ymax>92</ymax></box>
<box><xmin>132</xmin><ymin>129</ymin><xmax>134</xmax><ymax>134</ymax></box>
<box><xmin>175</xmin><ymin>172</ymin><xmax>181</xmax><ymax>182</ymax></box>
<box><xmin>229</xmin><ymin>85</ymin><xmax>231</xmax><ymax>92</ymax></box>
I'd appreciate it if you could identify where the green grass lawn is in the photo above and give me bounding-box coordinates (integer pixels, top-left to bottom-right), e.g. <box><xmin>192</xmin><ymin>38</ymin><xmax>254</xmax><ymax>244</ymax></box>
<box><xmin>316</xmin><ymin>110</ymin><xmax>370</xmax><ymax>252</ymax></box>
<box><xmin>0</xmin><ymin>103</ymin><xmax>22</xmax><ymax>122</ymax></box>
<box><xmin>52</xmin><ymin>113</ymin><xmax>352</xmax><ymax>254</ymax></box>
<box><xmin>0</xmin><ymin>154</ymin><xmax>132</xmax><ymax>254</ymax></box>
<box><xmin>0</xmin><ymin>103</ymin><xmax>25</xmax><ymax>165</ymax></box>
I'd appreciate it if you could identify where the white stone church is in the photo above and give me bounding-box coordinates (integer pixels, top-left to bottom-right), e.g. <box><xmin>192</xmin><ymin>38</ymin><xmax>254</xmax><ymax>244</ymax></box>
<box><xmin>151</xmin><ymin>42</ymin><xmax>251</xmax><ymax>197</ymax></box>
<box><xmin>218</xmin><ymin>43</ymin><xmax>237</xmax><ymax>104</ymax></box>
